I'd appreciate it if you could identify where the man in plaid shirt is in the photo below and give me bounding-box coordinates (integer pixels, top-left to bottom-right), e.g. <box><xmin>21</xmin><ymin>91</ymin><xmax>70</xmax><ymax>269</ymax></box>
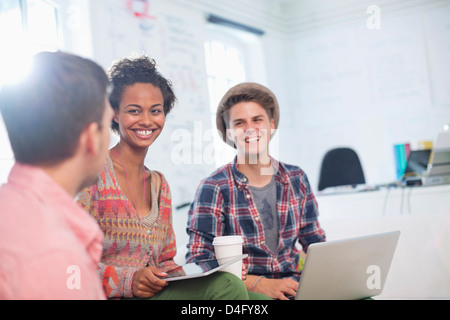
<box><xmin>186</xmin><ymin>83</ymin><xmax>326</xmax><ymax>300</ymax></box>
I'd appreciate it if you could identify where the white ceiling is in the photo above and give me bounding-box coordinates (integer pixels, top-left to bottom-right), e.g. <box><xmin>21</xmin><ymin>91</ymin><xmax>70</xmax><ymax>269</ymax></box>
<box><xmin>183</xmin><ymin>0</ymin><xmax>450</xmax><ymax>35</ymax></box>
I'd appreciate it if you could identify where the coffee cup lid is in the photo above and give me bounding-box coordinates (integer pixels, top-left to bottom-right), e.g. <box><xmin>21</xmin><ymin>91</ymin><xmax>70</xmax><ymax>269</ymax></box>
<box><xmin>212</xmin><ymin>235</ymin><xmax>243</xmax><ymax>245</ymax></box>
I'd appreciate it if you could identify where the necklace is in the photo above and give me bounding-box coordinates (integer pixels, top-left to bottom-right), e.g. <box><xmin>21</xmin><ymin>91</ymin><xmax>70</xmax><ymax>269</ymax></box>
<box><xmin>114</xmin><ymin>146</ymin><xmax>146</xmax><ymax>220</ymax></box>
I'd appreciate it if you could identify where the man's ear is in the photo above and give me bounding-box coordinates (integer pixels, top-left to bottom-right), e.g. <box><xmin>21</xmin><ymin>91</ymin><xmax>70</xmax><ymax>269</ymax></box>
<box><xmin>79</xmin><ymin>122</ymin><xmax>100</xmax><ymax>157</ymax></box>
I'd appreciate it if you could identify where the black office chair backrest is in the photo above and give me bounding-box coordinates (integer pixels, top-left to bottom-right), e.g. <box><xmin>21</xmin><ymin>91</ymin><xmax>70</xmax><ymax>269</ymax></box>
<box><xmin>318</xmin><ymin>147</ymin><xmax>365</xmax><ymax>191</ymax></box>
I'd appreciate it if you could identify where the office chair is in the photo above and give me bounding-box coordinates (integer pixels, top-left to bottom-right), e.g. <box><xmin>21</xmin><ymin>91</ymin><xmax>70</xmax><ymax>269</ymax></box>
<box><xmin>318</xmin><ymin>147</ymin><xmax>365</xmax><ymax>191</ymax></box>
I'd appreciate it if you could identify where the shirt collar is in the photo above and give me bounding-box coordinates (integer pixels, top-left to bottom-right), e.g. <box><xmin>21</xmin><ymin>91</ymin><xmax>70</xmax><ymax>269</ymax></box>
<box><xmin>231</xmin><ymin>156</ymin><xmax>289</xmax><ymax>187</ymax></box>
<box><xmin>7</xmin><ymin>163</ymin><xmax>103</xmax><ymax>260</ymax></box>
<box><xmin>8</xmin><ymin>163</ymin><xmax>70</xmax><ymax>201</ymax></box>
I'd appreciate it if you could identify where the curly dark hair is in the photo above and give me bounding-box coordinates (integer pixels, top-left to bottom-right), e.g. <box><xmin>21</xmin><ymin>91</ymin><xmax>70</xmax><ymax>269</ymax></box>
<box><xmin>108</xmin><ymin>55</ymin><xmax>176</xmax><ymax>133</ymax></box>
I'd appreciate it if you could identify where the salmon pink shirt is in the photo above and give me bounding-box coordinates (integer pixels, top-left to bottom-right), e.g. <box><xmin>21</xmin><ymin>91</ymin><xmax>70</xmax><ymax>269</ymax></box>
<box><xmin>0</xmin><ymin>163</ymin><xmax>105</xmax><ymax>299</ymax></box>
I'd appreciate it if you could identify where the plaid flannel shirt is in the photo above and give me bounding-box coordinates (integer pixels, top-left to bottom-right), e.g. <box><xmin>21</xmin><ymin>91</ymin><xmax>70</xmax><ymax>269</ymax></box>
<box><xmin>186</xmin><ymin>157</ymin><xmax>326</xmax><ymax>281</ymax></box>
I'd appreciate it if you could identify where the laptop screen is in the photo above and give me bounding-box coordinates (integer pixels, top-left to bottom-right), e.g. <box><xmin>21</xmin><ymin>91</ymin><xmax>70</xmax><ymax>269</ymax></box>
<box><xmin>404</xmin><ymin>149</ymin><xmax>431</xmax><ymax>176</ymax></box>
<box><xmin>428</xmin><ymin>149</ymin><xmax>450</xmax><ymax>176</ymax></box>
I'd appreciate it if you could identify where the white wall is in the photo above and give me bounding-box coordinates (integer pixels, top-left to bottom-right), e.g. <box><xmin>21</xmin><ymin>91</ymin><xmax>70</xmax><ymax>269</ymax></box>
<box><xmin>164</xmin><ymin>0</ymin><xmax>450</xmax><ymax>193</ymax></box>
<box><xmin>181</xmin><ymin>0</ymin><xmax>450</xmax><ymax>193</ymax></box>
<box><xmin>2</xmin><ymin>0</ymin><xmax>449</xmax><ymax>196</ymax></box>
<box><xmin>281</xmin><ymin>1</ymin><xmax>450</xmax><ymax>191</ymax></box>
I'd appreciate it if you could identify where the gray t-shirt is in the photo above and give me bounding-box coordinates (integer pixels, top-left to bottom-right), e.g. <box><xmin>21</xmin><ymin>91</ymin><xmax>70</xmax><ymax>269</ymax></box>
<box><xmin>248</xmin><ymin>176</ymin><xmax>278</xmax><ymax>253</ymax></box>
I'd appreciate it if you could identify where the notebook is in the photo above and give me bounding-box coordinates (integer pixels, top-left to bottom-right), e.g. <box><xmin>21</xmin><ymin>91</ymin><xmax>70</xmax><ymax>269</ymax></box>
<box><xmin>163</xmin><ymin>254</ymin><xmax>247</xmax><ymax>282</ymax></box>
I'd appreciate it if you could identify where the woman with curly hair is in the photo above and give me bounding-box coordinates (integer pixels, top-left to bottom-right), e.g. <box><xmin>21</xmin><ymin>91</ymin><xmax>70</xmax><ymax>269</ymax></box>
<box><xmin>77</xmin><ymin>56</ymin><xmax>264</xmax><ymax>300</ymax></box>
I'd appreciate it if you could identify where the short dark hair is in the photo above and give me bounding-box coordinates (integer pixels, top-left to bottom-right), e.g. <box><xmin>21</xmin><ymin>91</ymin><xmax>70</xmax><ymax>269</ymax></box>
<box><xmin>108</xmin><ymin>55</ymin><xmax>176</xmax><ymax>134</ymax></box>
<box><xmin>222</xmin><ymin>89</ymin><xmax>275</xmax><ymax>125</ymax></box>
<box><xmin>0</xmin><ymin>51</ymin><xmax>109</xmax><ymax>165</ymax></box>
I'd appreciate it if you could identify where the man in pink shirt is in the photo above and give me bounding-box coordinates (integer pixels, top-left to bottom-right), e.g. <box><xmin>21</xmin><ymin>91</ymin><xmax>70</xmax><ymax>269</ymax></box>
<box><xmin>0</xmin><ymin>51</ymin><xmax>113</xmax><ymax>299</ymax></box>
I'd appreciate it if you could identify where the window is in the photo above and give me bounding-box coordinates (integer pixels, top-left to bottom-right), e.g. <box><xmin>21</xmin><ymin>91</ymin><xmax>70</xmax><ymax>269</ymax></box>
<box><xmin>0</xmin><ymin>0</ymin><xmax>61</xmax><ymax>86</ymax></box>
<box><xmin>204</xmin><ymin>23</ymin><xmax>264</xmax><ymax>167</ymax></box>
<box><xmin>0</xmin><ymin>0</ymin><xmax>61</xmax><ymax>183</ymax></box>
<box><xmin>205</xmin><ymin>40</ymin><xmax>246</xmax><ymax>112</ymax></box>
<box><xmin>204</xmin><ymin>37</ymin><xmax>245</xmax><ymax>166</ymax></box>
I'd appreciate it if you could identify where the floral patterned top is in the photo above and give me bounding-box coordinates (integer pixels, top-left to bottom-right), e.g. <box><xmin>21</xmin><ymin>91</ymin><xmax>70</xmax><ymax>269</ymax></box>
<box><xmin>77</xmin><ymin>156</ymin><xmax>177</xmax><ymax>298</ymax></box>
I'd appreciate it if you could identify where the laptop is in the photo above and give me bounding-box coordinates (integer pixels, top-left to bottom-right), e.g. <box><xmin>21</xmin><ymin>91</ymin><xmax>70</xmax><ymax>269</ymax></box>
<box><xmin>422</xmin><ymin>131</ymin><xmax>450</xmax><ymax>186</ymax></box>
<box><xmin>403</xmin><ymin>149</ymin><xmax>431</xmax><ymax>176</ymax></box>
<box><xmin>422</xmin><ymin>148</ymin><xmax>450</xmax><ymax>185</ymax></box>
<box><xmin>295</xmin><ymin>231</ymin><xmax>400</xmax><ymax>300</ymax></box>
<box><xmin>402</xmin><ymin>149</ymin><xmax>431</xmax><ymax>186</ymax></box>
<box><xmin>162</xmin><ymin>254</ymin><xmax>247</xmax><ymax>282</ymax></box>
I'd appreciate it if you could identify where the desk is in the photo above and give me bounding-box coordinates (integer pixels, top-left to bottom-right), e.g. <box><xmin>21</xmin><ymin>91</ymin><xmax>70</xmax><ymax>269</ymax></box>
<box><xmin>316</xmin><ymin>184</ymin><xmax>450</xmax><ymax>299</ymax></box>
<box><xmin>316</xmin><ymin>184</ymin><xmax>450</xmax><ymax>221</ymax></box>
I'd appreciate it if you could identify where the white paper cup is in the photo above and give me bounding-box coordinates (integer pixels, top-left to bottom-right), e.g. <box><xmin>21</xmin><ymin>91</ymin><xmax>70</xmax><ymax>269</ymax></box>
<box><xmin>213</xmin><ymin>235</ymin><xmax>243</xmax><ymax>279</ymax></box>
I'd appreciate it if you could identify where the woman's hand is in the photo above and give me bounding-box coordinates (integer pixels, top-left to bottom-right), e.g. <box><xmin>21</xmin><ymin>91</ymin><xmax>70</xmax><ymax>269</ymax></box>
<box><xmin>132</xmin><ymin>266</ymin><xmax>168</xmax><ymax>298</ymax></box>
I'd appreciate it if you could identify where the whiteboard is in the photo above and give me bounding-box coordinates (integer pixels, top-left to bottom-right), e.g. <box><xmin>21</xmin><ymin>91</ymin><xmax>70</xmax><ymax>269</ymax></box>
<box><xmin>424</xmin><ymin>5</ymin><xmax>450</xmax><ymax>109</ymax></box>
<box><xmin>90</xmin><ymin>0</ymin><xmax>215</xmax><ymax>207</ymax></box>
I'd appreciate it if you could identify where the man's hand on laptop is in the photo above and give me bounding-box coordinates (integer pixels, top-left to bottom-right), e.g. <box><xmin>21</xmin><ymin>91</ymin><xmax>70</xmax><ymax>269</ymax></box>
<box><xmin>247</xmin><ymin>276</ymin><xmax>298</xmax><ymax>300</ymax></box>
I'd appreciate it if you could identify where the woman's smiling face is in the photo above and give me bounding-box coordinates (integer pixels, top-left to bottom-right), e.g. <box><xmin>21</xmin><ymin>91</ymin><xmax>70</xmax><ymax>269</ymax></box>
<box><xmin>114</xmin><ymin>82</ymin><xmax>165</xmax><ymax>149</ymax></box>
